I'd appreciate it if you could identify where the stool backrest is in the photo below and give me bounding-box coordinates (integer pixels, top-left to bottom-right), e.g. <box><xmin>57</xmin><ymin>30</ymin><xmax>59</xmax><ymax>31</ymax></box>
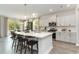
<box><xmin>17</xmin><ymin>34</ymin><xmax>24</xmax><ymax>42</ymax></box>
<box><xmin>11</xmin><ymin>31</ymin><xmax>16</xmax><ymax>38</ymax></box>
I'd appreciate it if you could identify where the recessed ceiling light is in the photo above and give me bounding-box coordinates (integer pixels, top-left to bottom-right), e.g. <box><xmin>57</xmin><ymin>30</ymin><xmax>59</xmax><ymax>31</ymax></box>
<box><xmin>66</xmin><ymin>4</ymin><xmax>71</xmax><ymax>7</ymax></box>
<box><xmin>24</xmin><ymin>16</ymin><xmax>27</xmax><ymax>19</ymax></box>
<box><xmin>22</xmin><ymin>16</ymin><xmax>29</xmax><ymax>19</ymax></box>
<box><xmin>32</xmin><ymin>13</ymin><xmax>36</xmax><ymax>16</ymax></box>
<box><xmin>49</xmin><ymin>9</ymin><xmax>53</xmax><ymax>12</ymax></box>
<box><xmin>32</xmin><ymin>13</ymin><xmax>38</xmax><ymax>17</ymax></box>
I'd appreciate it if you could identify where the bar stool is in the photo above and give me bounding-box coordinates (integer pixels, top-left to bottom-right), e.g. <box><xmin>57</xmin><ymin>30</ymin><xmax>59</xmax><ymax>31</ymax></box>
<box><xmin>16</xmin><ymin>34</ymin><xmax>26</xmax><ymax>54</ymax></box>
<box><xmin>10</xmin><ymin>31</ymin><xmax>17</xmax><ymax>48</ymax></box>
<box><xmin>24</xmin><ymin>36</ymin><xmax>38</xmax><ymax>54</ymax></box>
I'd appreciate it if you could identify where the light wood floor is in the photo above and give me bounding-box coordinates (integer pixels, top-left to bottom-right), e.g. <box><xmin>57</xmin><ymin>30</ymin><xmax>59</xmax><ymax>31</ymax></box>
<box><xmin>0</xmin><ymin>37</ymin><xmax>79</xmax><ymax>54</ymax></box>
<box><xmin>50</xmin><ymin>40</ymin><xmax>79</xmax><ymax>54</ymax></box>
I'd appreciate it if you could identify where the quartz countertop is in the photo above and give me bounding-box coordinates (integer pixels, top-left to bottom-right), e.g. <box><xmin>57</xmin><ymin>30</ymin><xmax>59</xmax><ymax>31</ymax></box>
<box><xmin>15</xmin><ymin>31</ymin><xmax>52</xmax><ymax>38</ymax></box>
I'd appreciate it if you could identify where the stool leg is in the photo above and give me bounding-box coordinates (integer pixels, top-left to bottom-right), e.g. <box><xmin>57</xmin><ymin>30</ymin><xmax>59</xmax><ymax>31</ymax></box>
<box><xmin>24</xmin><ymin>45</ymin><xmax>27</xmax><ymax>54</ymax></box>
<box><xmin>31</xmin><ymin>45</ymin><xmax>33</xmax><ymax>54</ymax></box>
<box><xmin>12</xmin><ymin>40</ymin><xmax>14</xmax><ymax>48</ymax></box>
<box><xmin>37</xmin><ymin>43</ymin><xmax>38</xmax><ymax>54</ymax></box>
<box><xmin>28</xmin><ymin>45</ymin><xmax>30</xmax><ymax>51</ymax></box>
<box><xmin>15</xmin><ymin>40</ymin><xmax>17</xmax><ymax>48</ymax></box>
<box><xmin>24</xmin><ymin>47</ymin><xmax>26</xmax><ymax>54</ymax></box>
<box><xmin>16</xmin><ymin>42</ymin><xmax>19</xmax><ymax>52</ymax></box>
<box><xmin>20</xmin><ymin>42</ymin><xmax>23</xmax><ymax>54</ymax></box>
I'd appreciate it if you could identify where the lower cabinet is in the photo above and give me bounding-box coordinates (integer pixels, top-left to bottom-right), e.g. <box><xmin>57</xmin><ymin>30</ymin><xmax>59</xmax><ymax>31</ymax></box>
<box><xmin>56</xmin><ymin>32</ymin><xmax>76</xmax><ymax>43</ymax></box>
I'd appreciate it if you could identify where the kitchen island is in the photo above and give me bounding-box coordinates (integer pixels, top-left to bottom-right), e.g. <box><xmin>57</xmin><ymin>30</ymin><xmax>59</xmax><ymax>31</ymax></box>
<box><xmin>15</xmin><ymin>31</ymin><xmax>53</xmax><ymax>54</ymax></box>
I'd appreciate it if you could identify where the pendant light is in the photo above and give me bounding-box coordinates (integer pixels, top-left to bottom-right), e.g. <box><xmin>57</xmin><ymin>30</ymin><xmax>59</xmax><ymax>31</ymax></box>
<box><xmin>23</xmin><ymin>4</ymin><xmax>27</xmax><ymax>21</ymax></box>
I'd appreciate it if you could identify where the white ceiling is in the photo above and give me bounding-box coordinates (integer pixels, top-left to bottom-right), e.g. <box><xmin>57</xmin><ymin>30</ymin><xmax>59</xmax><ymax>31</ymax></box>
<box><xmin>0</xmin><ymin>4</ymin><xmax>76</xmax><ymax>19</ymax></box>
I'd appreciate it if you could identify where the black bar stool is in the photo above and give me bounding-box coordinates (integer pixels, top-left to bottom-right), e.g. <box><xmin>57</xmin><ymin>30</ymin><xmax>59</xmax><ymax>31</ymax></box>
<box><xmin>24</xmin><ymin>36</ymin><xmax>38</xmax><ymax>54</ymax></box>
<box><xmin>10</xmin><ymin>31</ymin><xmax>17</xmax><ymax>48</ymax></box>
<box><xmin>16</xmin><ymin>34</ymin><xmax>26</xmax><ymax>54</ymax></box>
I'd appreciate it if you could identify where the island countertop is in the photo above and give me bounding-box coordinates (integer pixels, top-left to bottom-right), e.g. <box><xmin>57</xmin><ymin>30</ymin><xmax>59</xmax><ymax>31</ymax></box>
<box><xmin>15</xmin><ymin>31</ymin><xmax>52</xmax><ymax>38</ymax></box>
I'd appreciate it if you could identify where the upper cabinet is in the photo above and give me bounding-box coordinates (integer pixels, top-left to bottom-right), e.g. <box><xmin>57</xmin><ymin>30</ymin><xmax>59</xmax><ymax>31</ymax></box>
<box><xmin>56</xmin><ymin>10</ymin><xmax>76</xmax><ymax>32</ymax></box>
<box><xmin>40</xmin><ymin>15</ymin><xmax>57</xmax><ymax>27</ymax></box>
<box><xmin>57</xmin><ymin>13</ymin><xmax>76</xmax><ymax>26</ymax></box>
<box><xmin>56</xmin><ymin>10</ymin><xmax>76</xmax><ymax>26</ymax></box>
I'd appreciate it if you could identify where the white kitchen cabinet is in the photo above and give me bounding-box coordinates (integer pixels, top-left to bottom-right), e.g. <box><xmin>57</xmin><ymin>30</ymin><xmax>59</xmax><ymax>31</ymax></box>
<box><xmin>56</xmin><ymin>32</ymin><xmax>76</xmax><ymax>43</ymax></box>
<box><xmin>57</xmin><ymin>11</ymin><xmax>76</xmax><ymax>26</ymax></box>
<box><xmin>68</xmin><ymin>32</ymin><xmax>76</xmax><ymax>43</ymax></box>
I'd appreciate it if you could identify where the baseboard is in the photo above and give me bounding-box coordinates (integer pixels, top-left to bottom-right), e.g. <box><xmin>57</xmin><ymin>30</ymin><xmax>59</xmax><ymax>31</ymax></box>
<box><xmin>56</xmin><ymin>40</ymin><xmax>75</xmax><ymax>45</ymax></box>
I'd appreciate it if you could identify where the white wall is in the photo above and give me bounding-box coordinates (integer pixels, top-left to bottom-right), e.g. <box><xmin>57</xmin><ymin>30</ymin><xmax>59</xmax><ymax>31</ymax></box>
<box><xmin>0</xmin><ymin>16</ymin><xmax>8</xmax><ymax>38</ymax></box>
<box><xmin>0</xmin><ymin>19</ymin><xmax>1</xmax><ymax>37</ymax></box>
<box><xmin>76</xmin><ymin>5</ymin><xmax>79</xmax><ymax>46</ymax></box>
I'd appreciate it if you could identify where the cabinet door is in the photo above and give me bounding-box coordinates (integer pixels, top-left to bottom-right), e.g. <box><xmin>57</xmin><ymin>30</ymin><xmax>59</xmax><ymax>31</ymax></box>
<box><xmin>56</xmin><ymin>32</ymin><xmax>76</xmax><ymax>43</ymax></box>
<box><xmin>61</xmin><ymin>32</ymin><xmax>68</xmax><ymax>42</ymax></box>
<box><xmin>56</xmin><ymin>32</ymin><xmax>62</xmax><ymax>40</ymax></box>
<box><xmin>57</xmin><ymin>14</ymin><xmax>76</xmax><ymax>26</ymax></box>
<box><xmin>68</xmin><ymin>32</ymin><xmax>76</xmax><ymax>43</ymax></box>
